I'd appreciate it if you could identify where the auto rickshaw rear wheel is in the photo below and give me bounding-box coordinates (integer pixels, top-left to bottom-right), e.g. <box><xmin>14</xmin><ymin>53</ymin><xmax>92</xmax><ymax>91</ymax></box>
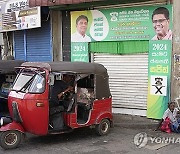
<box><xmin>0</xmin><ymin>130</ymin><xmax>22</xmax><ymax>150</ymax></box>
<box><xmin>95</xmin><ymin>119</ymin><xmax>110</xmax><ymax>136</ymax></box>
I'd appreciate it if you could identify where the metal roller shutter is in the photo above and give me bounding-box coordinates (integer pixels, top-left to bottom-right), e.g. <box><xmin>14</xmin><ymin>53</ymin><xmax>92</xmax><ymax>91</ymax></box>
<box><xmin>14</xmin><ymin>31</ymin><xmax>25</xmax><ymax>60</ymax></box>
<box><xmin>14</xmin><ymin>20</ymin><xmax>52</xmax><ymax>61</ymax></box>
<box><xmin>93</xmin><ymin>53</ymin><xmax>148</xmax><ymax>112</ymax></box>
<box><xmin>26</xmin><ymin>20</ymin><xmax>52</xmax><ymax>62</ymax></box>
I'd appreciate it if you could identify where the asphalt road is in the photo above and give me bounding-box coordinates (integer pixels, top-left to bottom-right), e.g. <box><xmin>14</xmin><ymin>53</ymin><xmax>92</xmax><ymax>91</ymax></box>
<box><xmin>1</xmin><ymin>125</ymin><xmax>180</xmax><ymax>154</ymax></box>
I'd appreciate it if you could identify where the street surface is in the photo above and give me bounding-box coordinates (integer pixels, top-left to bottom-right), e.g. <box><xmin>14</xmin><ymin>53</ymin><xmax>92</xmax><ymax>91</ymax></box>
<box><xmin>1</xmin><ymin>125</ymin><xmax>180</xmax><ymax>154</ymax></box>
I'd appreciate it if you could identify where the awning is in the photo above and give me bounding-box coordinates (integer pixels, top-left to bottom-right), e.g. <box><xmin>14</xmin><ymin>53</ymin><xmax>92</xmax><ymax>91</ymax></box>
<box><xmin>29</xmin><ymin>0</ymin><xmax>104</xmax><ymax>7</ymax></box>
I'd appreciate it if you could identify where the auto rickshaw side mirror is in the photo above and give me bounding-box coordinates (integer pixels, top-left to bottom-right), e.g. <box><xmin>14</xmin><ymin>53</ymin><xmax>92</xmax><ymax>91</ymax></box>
<box><xmin>49</xmin><ymin>74</ymin><xmax>54</xmax><ymax>86</ymax></box>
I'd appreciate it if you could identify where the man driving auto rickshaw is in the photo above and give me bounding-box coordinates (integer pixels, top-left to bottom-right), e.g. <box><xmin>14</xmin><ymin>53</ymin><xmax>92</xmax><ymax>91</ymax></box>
<box><xmin>49</xmin><ymin>74</ymin><xmax>75</xmax><ymax>131</ymax></box>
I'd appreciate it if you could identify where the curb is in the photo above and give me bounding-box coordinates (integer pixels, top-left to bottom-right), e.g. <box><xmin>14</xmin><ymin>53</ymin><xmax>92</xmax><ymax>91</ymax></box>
<box><xmin>113</xmin><ymin>114</ymin><xmax>159</xmax><ymax>129</ymax></box>
<box><xmin>114</xmin><ymin>122</ymin><xmax>159</xmax><ymax>129</ymax></box>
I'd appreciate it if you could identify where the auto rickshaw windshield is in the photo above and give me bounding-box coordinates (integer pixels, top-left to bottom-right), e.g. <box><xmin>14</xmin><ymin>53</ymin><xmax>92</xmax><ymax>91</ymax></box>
<box><xmin>12</xmin><ymin>69</ymin><xmax>45</xmax><ymax>93</ymax></box>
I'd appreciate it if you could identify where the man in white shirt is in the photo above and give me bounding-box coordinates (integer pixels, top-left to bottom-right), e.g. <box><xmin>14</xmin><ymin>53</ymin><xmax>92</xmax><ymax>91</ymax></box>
<box><xmin>71</xmin><ymin>15</ymin><xmax>91</xmax><ymax>42</ymax></box>
<box><xmin>151</xmin><ymin>7</ymin><xmax>172</xmax><ymax>40</ymax></box>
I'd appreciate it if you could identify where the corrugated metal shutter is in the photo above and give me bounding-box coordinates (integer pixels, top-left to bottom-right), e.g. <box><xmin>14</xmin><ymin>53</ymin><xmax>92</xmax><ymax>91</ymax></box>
<box><xmin>14</xmin><ymin>31</ymin><xmax>25</xmax><ymax>60</ymax></box>
<box><xmin>26</xmin><ymin>20</ymin><xmax>52</xmax><ymax>61</ymax></box>
<box><xmin>14</xmin><ymin>20</ymin><xmax>52</xmax><ymax>61</ymax></box>
<box><xmin>93</xmin><ymin>53</ymin><xmax>148</xmax><ymax>110</ymax></box>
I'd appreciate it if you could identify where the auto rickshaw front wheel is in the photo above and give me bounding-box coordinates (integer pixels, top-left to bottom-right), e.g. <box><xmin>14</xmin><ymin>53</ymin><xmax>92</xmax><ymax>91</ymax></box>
<box><xmin>0</xmin><ymin>130</ymin><xmax>22</xmax><ymax>150</ymax></box>
<box><xmin>95</xmin><ymin>119</ymin><xmax>110</xmax><ymax>136</ymax></box>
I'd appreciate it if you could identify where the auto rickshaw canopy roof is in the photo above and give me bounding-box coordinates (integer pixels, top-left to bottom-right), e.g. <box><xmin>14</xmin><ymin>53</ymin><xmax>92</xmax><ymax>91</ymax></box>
<box><xmin>21</xmin><ymin>61</ymin><xmax>108</xmax><ymax>77</ymax></box>
<box><xmin>21</xmin><ymin>61</ymin><xmax>111</xmax><ymax>99</ymax></box>
<box><xmin>0</xmin><ymin>60</ymin><xmax>24</xmax><ymax>74</ymax></box>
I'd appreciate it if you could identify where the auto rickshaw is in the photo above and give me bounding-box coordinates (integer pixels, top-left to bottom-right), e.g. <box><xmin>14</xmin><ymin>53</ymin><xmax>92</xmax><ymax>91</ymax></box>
<box><xmin>0</xmin><ymin>60</ymin><xmax>24</xmax><ymax>113</ymax></box>
<box><xmin>0</xmin><ymin>61</ymin><xmax>113</xmax><ymax>149</ymax></box>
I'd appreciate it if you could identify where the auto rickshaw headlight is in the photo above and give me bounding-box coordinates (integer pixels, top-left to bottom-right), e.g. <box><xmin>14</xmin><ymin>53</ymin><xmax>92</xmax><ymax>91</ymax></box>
<box><xmin>0</xmin><ymin>117</ymin><xmax>12</xmax><ymax>127</ymax></box>
<box><xmin>0</xmin><ymin>117</ymin><xmax>4</xmax><ymax>126</ymax></box>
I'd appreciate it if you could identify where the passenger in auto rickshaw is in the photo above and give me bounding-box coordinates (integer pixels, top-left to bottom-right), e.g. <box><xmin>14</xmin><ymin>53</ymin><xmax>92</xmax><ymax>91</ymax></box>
<box><xmin>49</xmin><ymin>74</ymin><xmax>75</xmax><ymax>131</ymax></box>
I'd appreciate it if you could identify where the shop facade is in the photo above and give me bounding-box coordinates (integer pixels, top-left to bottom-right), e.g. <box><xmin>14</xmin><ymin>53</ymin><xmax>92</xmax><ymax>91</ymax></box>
<box><xmin>3</xmin><ymin>0</ymin><xmax>178</xmax><ymax>119</ymax></box>
<box><xmin>87</xmin><ymin>1</ymin><xmax>171</xmax><ymax>119</ymax></box>
<box><xmin>57</xmin><ymin>0</ymin><xmax>170</xmax><ymax>118</ymax></box>
<box><xmin>0</xmin><ymin>0</ymin><xmax>52</xmax><ymax>61</ymax></box>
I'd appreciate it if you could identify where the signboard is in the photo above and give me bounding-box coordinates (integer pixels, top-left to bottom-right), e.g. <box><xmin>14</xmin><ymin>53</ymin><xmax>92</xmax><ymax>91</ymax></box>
<box><xmin>70</xmin><ymin>5</ymin><xmax>172</xmax><ymax>42</ymax></box>
<box><xmin>0</xmin><ymin>0</ymin><xmax>41</xmax><ymax>32</ymax></box>
<box><xmin>147</xmin><ymin>40</ymin><xmax>172</xmax><ymax>119</ymax></box>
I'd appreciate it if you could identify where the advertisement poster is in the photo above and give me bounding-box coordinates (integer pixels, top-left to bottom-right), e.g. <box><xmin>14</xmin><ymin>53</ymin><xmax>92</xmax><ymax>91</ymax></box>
<box><xmin>0</xmin><ymin>0</ymin><xmax>41</xmax><ymax>32</ymax></box>
<box><xmin>147</xmin><ymin>40</ymin><xmax>172</xmax><ymax>119</ymax></box>
<box><xmin>71</xmin><ymin>42</ymin><xmax>89</xmax><ymax>62</ymax></box>
<box><xmin>70</xmin><ymin>4</ymin><xmax>172</xmax><ymax>65</ymax></box>
<box><xmin>70</xmin><ymin>5</ymin><xmax>172</xmax><ymax>42</ymax></box>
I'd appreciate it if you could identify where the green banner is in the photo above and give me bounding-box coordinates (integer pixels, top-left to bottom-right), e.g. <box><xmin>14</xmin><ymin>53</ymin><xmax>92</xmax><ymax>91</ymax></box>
<box><xmin>90</xmin><ymin>40</ymin><xmax>149</xmax><ymax>54</ymax></box>
<box><xmin>71</xmin><ymin>42</ymin><xmax>89</xmax><ymax>62</ymax></box>
<box><xmin>71</xmin><ymin>5</ymin><xmax>172</xmax><ymax>42</ymax></box>
<box><xmin>147</xmin><ymin>40</ymin><xmax>172</xmax><ymax>119</ymax></box>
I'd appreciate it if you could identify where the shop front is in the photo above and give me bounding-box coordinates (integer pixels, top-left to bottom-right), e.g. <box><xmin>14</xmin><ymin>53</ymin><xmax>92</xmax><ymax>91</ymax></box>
<box><xmin>69</xmin><ymin>1</ymin><xmax>172</xmax><ymax>118</ymax></box>
<box><xmin>29</xmin><ymin>0</ymin><xmax>172</xmax><ymax>118</ymax></box>
<box><xmin>0</xmin><ymin>0</ymin><xmax>52</xmax><ymax>61</ymax></box>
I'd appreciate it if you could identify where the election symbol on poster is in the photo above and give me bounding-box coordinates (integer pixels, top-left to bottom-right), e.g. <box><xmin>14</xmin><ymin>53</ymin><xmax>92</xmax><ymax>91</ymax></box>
<box><xmin>150</xmin><ymin>75</ymin><xmax>167</xmax><ymax>96</ymax></box>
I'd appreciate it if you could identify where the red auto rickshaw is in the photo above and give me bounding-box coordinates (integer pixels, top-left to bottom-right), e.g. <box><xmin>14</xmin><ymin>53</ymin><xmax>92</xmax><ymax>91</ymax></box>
<box><xmin>0</xmin><ymin>61</ymin><xmax>113</xmax><ymax>149</ymax></box>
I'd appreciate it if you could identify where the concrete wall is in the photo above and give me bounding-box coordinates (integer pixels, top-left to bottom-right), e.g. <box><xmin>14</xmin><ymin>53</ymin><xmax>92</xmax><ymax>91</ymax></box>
<box><xmin>171</xmin><ymin>0</ymin><xmax>180</xmax><ymax>101</ymax></box>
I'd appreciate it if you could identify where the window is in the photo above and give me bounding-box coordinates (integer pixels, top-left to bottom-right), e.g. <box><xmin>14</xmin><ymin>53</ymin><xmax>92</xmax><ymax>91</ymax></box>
<box><xmin>13</xmin><ymin>69</ymin><xmax>45</xmax><ymax>93</ymax></box>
